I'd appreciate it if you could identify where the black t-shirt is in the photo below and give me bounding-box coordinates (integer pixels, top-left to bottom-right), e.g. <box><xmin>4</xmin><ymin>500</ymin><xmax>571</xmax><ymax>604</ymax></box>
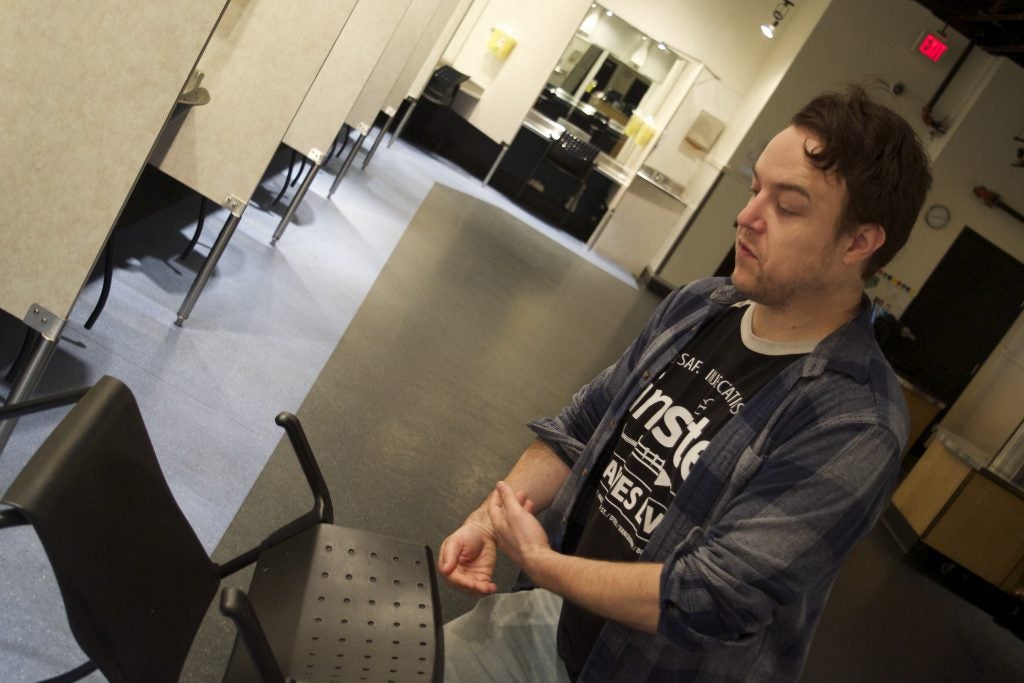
<box><xmin>556</xmin><ymin>303</ymin><xmax>811</xmax><ymax>680</ymax></box>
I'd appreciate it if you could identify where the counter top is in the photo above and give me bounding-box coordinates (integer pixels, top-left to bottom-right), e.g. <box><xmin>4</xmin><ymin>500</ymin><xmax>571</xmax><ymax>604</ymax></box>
<box><xmin>636</xmin><ymin>166</ymin><xmax>686</xmax><ymax>204</ymax></box>
<box><xmin>934</xmin><ymin>426</ymin><xmax>991</xmax><ymax>470</ymax></box>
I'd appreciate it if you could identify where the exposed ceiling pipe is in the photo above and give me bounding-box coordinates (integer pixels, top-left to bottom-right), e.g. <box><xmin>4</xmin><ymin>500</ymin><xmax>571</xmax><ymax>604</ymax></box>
<box><xmin>922</xmin><ymin>41</ymin><xmax>975</xmax><ymax>135</ymax></box>
<box><xmin>974</xmin><ymin>185</ymin><xmax>1024</xmax><ymax>225</ymax></box>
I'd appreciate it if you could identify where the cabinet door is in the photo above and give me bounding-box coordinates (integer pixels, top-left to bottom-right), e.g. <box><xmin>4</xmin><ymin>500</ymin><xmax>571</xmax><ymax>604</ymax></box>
<box><xmin>924</xmin><ymin>471</ymin><xmax>1024</xmax><ymax>588</ymax></box>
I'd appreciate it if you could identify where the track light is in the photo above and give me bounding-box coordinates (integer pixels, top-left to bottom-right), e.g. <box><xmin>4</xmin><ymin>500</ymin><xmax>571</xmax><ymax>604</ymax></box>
<box><xmin>760</xmin><ymin>0</ymin><xmax>794</xmax><ymax>39</ymax></box>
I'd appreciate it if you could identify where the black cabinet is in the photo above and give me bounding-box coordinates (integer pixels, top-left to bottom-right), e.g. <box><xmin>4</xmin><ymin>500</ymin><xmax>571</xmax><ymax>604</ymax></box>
<box><xmin>489</xmin><ymin>127</ymin><xmax>618</xmax><ymax>242</ymax></box>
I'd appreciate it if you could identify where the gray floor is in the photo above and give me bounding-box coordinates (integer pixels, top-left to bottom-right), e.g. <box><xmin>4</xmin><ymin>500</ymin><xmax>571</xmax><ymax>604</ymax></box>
<box><xmin>3</xmin><ymin>134</ymin><xmax>1024</xmax><ymax>681</ymax></box>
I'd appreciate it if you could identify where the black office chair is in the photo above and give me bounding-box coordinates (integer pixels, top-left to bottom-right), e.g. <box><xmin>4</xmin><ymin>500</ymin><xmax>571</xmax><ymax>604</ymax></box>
<box><xmin>0</xmin><ymin>376</ymin><xmax>443</xmax><ymax>682</ymax></box>
<box><xmin>517</xmin><ymin>131</ymin><xmax>601</xmax><ymax>226</ymax></box>
<box><xmin>420</xmin><ymin>66</ymin><xmax>470</xmax><ymax>152</ymax></box>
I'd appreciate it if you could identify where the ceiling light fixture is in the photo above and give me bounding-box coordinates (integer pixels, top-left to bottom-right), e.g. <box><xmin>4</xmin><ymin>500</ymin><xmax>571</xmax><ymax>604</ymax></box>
<box><xmin>761</xmin><ymin>0</ymin><xmax>795</xmax><ymax>40</ymax></box>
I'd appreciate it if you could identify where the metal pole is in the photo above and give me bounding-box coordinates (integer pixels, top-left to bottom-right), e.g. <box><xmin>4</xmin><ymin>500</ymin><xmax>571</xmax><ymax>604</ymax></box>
<box><xmin>328</xmin><ymin>133</ymin><xmax>366</xmax><ymax>198</ymax></box>
<box><xmin>0</xmin><ymin>311</ymin><xmax>66</xmax><ymax>454</ymax></box>
<box><xmin>361</xmin><ymin>114</ymin><xmax>395</xmax><ymax>170</ymax></box>
<box><xmin>482</xmin><ymin>143</ymin><xmax>509</xmax><ymax>187</ymax></box>
<box><xmin>388</xmin><ymin>98</ymin><xmax>418</xmax><ymax>148</ymax></box>
<box><xmin>271</xmin><ymin>158</ymin><xmax>323</xmax><ymax>245</ymax></box>
<box><xmin>175</xmin><ymin>201</ymin><xmax>244</xmax><ymax>326</ymax></box>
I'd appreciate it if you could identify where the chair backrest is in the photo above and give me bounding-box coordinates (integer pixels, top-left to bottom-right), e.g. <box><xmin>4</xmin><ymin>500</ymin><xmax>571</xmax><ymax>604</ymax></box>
<box><xmin>423</xmin><ymin>65</ymin><xmax>470</xmax><ymax>105</ymax></box>
<box><xmin>548</xmin><ymin>132</ymin><xmax>600</xmax><ymax>177</ymax></box>
<box><xmin>1</xmin><ymin>376</ymin><xmax>219</xmax><ymax>683</ymax></box>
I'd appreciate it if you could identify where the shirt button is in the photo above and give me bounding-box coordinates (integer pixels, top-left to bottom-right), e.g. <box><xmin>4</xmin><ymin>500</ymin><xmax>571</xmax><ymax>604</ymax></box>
<box><xmin>643</xmin><ymin>371</ymin><xmax>650</xmax><ymax>379</ymax></box>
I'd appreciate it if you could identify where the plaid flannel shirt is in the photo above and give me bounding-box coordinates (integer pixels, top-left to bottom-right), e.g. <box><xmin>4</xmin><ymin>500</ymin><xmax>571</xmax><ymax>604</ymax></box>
<box><xmin>527</xmin><ymin>277</ymin><xmax>907</xmax><ymax>682</ymax></box>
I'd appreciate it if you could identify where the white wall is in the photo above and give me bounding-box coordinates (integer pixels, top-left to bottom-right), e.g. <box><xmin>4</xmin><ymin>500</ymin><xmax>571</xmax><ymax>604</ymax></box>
<box><xmin>658</xmin><ymin>0</ymin><xmax>986</xmax><ymax>285</ymax></box>
<box><xmin>446</xmin><ymin>0</ymin><xmax>592</xmax><ymax>144</ymax></box>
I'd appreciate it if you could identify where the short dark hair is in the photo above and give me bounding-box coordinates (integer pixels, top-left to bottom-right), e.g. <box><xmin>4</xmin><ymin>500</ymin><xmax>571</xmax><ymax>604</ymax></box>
<box><xmin>791</xmin><ymin>83</ymin><xmax>932</xmax><ymax>277</ymax></box>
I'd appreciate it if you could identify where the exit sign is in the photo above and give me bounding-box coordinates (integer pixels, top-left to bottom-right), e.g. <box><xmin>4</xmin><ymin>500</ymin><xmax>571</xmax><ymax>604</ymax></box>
<box><xmin>915</xmin><ymin>31</ymin><xmax>949</xmax><ymax>62</ymax></box>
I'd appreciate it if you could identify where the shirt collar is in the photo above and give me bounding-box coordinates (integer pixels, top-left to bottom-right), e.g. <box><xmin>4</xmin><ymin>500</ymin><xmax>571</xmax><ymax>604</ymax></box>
<box><xmin>710</xmin><ymin>283</ymin><xmax>878</xmax><ymax>383</ymax></box>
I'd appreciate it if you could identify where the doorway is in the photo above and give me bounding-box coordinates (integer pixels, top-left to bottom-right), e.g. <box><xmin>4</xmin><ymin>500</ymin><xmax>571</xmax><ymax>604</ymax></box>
<box><xmin>881</xmin><ymin>227</ymin><xmax>1024</xmax><ymax>406</ymax></box>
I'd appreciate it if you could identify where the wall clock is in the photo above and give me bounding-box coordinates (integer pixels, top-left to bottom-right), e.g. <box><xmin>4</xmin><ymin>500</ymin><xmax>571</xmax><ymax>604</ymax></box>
<box><xmin>925</xmin><ymin>204</ymin><xmax>950</xmax><ymax>229</ymax></box>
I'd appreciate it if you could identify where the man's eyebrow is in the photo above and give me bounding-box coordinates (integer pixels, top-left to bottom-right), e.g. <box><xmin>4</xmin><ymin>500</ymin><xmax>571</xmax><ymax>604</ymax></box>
<box><xmin>751</xmin><ymin>166</ymin><xmax>811</xmax><ymax>201</ymax></box>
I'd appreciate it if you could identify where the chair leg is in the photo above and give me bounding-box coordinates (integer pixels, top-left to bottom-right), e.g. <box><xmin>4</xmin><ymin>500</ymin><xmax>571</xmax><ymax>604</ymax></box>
<box><xmin>84</xmin><ymin>230</ymin><xmax>116</xmax><ymax>330</ymax></box>
<box><xmin>270</xmin><ymin>150</ymin><xmax>298</xmax><ymax>208</ymax></box>
<box><xmin>4</xmin><ymin>328</ymin><xmax>38</xmax><ymax>383</ymax></box>
<box><xmin>220</xmin><ymin>588</ymin><xmax>286</xmax><ymax>683</ymax></box>
<box><xmin>179</xmin><ymin>196</ymin><xmax>208</xmax><ymax>261</ymax></box>
<box><xmin>291</xmin><ymin>156</ymin><xmax>307</xmax><ymax>187</ymax></box>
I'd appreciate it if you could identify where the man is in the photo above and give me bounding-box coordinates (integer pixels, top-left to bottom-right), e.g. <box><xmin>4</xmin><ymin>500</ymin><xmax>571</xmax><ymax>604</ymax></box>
<box><xmin>438</xmin><ymin>84</ymin><xmax>932</xmax><ymax>681</ymax></box>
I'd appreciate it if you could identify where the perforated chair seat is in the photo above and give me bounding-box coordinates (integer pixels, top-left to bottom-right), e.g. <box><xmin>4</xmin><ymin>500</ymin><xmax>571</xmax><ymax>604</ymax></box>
<box><xmin>224</xmin><ymin>524</ymin><xmax>441</xmax><ymax>683</ymax></box>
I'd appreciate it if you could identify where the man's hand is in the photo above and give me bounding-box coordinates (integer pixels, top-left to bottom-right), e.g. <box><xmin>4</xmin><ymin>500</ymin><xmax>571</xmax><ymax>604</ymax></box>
<box><xmin>488</xmin><ymin>481</ymin><xmax>549</xmax><ymax>573</ymax></box>
<box><xmin>437</xmin><ymin>488</ymin><xmax>535</xmax><ymax>597</ymax></box>
<box><xmin>437</xmin><ymin>519</ymin><xmax>500</xmax><ymax>596</ymax></box>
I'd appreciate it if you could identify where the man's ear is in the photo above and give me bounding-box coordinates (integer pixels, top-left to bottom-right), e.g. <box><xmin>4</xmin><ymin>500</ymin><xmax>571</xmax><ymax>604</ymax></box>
<box><xmin>844</xmin><ymin>222</ymin><xmax>886</xmax><ymax>269</ymax></box>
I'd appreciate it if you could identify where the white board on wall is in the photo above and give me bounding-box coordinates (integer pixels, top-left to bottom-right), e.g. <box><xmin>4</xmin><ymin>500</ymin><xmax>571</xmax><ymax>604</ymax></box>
<box><xmin>284</xmin><ymin>0</ymin><xmax>414</xmax><ymax>158</ymax></box>
<box><xmin>150</xmin><ymin>0</ymin><xmax>358</xmax><ymax>206</ymax></box>
<box><xmin>0</xmin><ymin>0</ymin><xmax>227</xmax><ymax>323</ymax></box>
<box><xmin>345</xmin><ymin>0</ymin><xmax>444</xmax><ymax>131</ymax></box>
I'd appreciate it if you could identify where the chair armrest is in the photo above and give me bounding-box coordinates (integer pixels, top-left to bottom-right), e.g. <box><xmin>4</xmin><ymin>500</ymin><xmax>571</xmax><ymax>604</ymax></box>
<box><xmin>0</xmin><ymin>387</ymin><xmax>89</xmax><ymax>421</ymax></box>
<box><xmin>217</xmin><ymin>412</ymin><xmax>332</xmax><ymax>577</ymax></box>
<box><xmin>275</xmin><ymin>412</ymin><xmax>334</xmax><ymax>524</ymax></box>
<box><xmin>219</xmin><ymin>587</ymin><xmax>286</xmax><ymax>683</ymax></box>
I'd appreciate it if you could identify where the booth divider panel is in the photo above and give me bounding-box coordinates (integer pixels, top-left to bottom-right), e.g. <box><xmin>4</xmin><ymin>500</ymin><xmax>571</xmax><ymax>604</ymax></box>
<box><xmin>345</xmin><ymin>0</ymin><xmax>444</xmax><ymax>131</ymax></box>
<box><xmin>0</xmin><ymin>0</ymin><xmax>227</xmax><ymax>321</ymax></box>
<box><xmin>383</xmin><ymin>0</ymin><xmax>467</xmax><ymax>114</ymax></box>
<box><xmin>284</xmin><ymin>0</ymin><xmax>415</xmax><ymax>158</ymax></box>
<box><xmin>150</xmin><ymin>0</ymin><xmax>358</xmax><ymax>207</ymax></box>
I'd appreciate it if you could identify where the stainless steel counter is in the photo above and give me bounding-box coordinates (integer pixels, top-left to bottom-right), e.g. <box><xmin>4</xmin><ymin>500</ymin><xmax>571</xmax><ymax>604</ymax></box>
<box><xmin>636</xmin><ymin>166</ymin><xmax>686</xmax><ymax>203</ymax></box>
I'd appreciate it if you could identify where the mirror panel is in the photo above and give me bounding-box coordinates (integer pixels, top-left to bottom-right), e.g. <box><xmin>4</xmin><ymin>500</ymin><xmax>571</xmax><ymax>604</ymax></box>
<box><xmin>535</xmin><ymin>3</ymin><xmax>685</xmax><ymax>163</ymax></box>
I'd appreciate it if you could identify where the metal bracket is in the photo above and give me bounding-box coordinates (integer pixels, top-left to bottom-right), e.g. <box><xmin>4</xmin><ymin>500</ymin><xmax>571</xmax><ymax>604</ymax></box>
<box><xmin>223</xmin><ymin>194</ymin><xmax>246</xmax><ymax>217</ymax></box>
<box><xmin>357</xmin><ymin>122</ymin><xmax>371</xmax><ymax>136</ymax></box>
<box><xmin>384</xmin><ymin>105</ymin><xmax>397</xmax><ymax>117</ymax></box>
<box><xmin>178</xmin><ymin>70</ymin><xmax>211</xmax><ymax>106</ymax></box>
<box><xmin>170</xmin><ymin>70</ymin><xmax>211</xmax><ymax>121</ymax></box>
<box><xmin>308</xmin><ymin>148</ymin><xmax>325</xmax><ymax>166</ymax></box>
<box><xmin>23</xmin><ymin>304</ymin><xmax>65</xmax><ymax>342</ymax></box>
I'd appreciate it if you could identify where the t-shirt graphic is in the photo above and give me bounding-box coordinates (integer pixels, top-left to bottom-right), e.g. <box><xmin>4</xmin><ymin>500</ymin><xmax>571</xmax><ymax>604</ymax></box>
<box><xmin>557</xmin><ymin>303</ymin><xmax>813</xmax><ymax>681</ymax></box>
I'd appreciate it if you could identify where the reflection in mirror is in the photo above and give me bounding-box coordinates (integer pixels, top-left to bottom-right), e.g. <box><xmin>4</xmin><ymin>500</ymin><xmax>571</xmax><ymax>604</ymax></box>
<box><xmin>536</xmin><ymin>3</ymin><xmax>685</xmax><ymax>163</ymax></box>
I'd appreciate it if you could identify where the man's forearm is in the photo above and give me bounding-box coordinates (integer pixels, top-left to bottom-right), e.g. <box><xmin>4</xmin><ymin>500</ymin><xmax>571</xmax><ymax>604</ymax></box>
<box><xmin>468</xmin><ymin>438</ymin><xmax>570</xmax><ymax>526</ymax></box>
<box><xmin>527</xmin><ymin>550</ymin><xmax>663</xmax><ymax>633</ymax></box>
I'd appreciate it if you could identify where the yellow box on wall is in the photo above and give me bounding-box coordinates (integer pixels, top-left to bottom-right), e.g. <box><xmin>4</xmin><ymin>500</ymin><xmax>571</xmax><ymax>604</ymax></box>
<box><xmin>487</xmin><ymin>28</ymin><xmax>517</xmax><ymax>60</ymax></box>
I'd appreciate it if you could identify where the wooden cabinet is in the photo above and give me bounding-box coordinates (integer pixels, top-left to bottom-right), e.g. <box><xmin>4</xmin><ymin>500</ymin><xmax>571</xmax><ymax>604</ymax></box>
<box><xmin>893</xmin><ymin>432</ymin><xmax>1024</xmax><ymax>593</ymax></box>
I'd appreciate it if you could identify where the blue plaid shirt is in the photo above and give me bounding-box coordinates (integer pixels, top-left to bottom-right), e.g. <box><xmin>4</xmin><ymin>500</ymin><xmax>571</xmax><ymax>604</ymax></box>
<box><xmin>527</xmin><ymin>278</ymin><xmax>907</xmax><ymax>682</ymax></box>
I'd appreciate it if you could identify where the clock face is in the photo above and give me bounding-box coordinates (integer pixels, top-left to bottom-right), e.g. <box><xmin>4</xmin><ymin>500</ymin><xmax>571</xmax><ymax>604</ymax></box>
<box><xmin>925</xmin><ymin>204</ymin><xmax>950</xmax><ymax>229</ymax></box>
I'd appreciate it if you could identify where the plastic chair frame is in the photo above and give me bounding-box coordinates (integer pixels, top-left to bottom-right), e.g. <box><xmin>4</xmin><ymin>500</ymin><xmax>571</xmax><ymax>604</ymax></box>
<box><xmin>0</xmin><ymin>380</ymin><xmax>337</xmax><ymax>682</ymax></box>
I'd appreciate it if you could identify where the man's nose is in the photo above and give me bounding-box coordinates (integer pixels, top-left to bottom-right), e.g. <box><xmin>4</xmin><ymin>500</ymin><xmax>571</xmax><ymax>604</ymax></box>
<box><xmin>736</xmin><ymin>194</ymin><xmax>766</xmax><ymax>232</ymax></box>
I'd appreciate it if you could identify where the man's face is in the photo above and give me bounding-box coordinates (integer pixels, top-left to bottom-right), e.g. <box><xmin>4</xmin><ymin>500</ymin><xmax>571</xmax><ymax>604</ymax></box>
<box><xmin>732</xmin><ymin>125</ymin><xmax>853</xmax><ymax>308</ymax></box>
